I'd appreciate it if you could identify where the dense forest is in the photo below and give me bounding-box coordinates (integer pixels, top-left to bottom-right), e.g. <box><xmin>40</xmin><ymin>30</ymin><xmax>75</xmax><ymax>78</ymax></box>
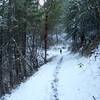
<box><xmin>64</xmin><ymin>0</ymin><xmax>100</xmax><ymax>56</ymax></box>
<box><xmin>0</xmin><ymin>0</ymin><xmax>100</xmax><ymax>97</ymax></box>
<box><xmin>0</xmin><ymin>0</ymin><xmax>63</xmax><ymax>97</ymax></box>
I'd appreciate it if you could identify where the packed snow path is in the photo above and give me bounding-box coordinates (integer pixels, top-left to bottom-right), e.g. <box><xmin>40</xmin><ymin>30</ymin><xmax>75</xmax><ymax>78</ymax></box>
<box><xmin>3</xmin><ymin>47</ymin><xmax>100</xmax><ymax>100</ymax></box>
<box><xmin>51</xmin><ymin>56</ymin><xmax>63</xmax><ymax>100</ymax></box>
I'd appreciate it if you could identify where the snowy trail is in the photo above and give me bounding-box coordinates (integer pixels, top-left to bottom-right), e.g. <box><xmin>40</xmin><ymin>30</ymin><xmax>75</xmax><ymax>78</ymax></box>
<box><xmin>3</xmin><ymin>47</ymin><xmax>100</xmax><ymax>100</ymax></box>
<box><xmin>3</xmin><ymin>54</ymin><xmax>63</xmax><ymax>100</ymax></box>
<box><xmin>51</xmin><ymin>56</ymin><xmax>63</xmax><ymax>100</ymax></box>
<box><xmin>58</xmin><ymin>54</ymin><xmax>100</xmax><ymax>100</ymax></box>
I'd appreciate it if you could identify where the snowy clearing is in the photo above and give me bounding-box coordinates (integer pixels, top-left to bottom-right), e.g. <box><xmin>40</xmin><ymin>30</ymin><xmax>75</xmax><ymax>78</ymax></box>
<box><xmin>2</xmin><ymin>46</ymin><xmax>100</xmax><ymax>100</ymax></box>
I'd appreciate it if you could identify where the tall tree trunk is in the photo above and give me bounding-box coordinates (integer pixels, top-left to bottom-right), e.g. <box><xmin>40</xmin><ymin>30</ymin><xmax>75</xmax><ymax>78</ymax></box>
<box><xmin>44</xmin><ymin>14</ymin><xmax>48</xmax><ymax>63</ymax></box>
<box><xmin>0</xmin><ymin>27</ymin><xmax>3</xmax><ymax>97</ymax></box>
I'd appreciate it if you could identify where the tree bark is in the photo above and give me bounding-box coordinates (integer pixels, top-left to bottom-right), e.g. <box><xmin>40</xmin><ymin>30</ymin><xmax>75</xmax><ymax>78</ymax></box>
<box><xmin>44</xmin><ymin>14</ymin><xmax>48</xmax><ymax>63</ymax></box>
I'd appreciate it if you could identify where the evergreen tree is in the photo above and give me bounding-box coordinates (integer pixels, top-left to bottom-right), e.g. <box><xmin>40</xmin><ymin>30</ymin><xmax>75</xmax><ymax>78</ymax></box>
<box><xmin>64</xmin><ymin>0</ymin><xmax>100</xmax><ymax>56</ymax></box>
<box><xmin>0</xmin><ymin>0</ymin><xmax>44</xmax><ymax>97</ymax></box>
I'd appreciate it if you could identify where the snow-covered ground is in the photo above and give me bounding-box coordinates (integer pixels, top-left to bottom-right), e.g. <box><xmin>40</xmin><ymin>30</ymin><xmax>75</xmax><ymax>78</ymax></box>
<box><xmin>2</xmin><ymin>45</ymin><xmax>100</xmax><ymax>100</ymax></box>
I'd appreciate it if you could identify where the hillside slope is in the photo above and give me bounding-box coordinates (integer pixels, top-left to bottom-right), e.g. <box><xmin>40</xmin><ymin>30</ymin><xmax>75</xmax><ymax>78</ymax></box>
<box><xmin>2</xmin><ymin>46</ymin><xmax>100</xmax><ymax>100</ymax></box>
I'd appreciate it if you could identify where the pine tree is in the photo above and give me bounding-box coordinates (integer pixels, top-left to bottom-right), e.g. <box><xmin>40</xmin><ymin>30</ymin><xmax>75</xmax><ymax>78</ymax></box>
<box><xmin>64</xmin><ymin>0</ymin><xmax>100</xmax><ymax>56</ymax></box>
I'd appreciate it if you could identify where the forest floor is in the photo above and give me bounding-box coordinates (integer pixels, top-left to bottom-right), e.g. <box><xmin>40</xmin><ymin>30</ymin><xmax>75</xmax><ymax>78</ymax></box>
<box><xmin>2</xmin><ymin>45</ymin><xmax>100</xmax><ymax>100</ymax></box>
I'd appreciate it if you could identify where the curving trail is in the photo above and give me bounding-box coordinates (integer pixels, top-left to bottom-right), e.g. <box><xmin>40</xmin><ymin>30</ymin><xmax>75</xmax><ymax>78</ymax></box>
<box><xmin>2</xmin><ymin>47</ymin><xmax>100</xmax><ymax>100</ymax></box>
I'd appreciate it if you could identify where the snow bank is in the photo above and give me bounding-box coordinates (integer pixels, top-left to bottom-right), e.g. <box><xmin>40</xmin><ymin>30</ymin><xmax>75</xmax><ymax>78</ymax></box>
<box><xmin>58</xmin><ymin>49</ymin><xmax>100</xmax><ymax>100</ymax></box>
